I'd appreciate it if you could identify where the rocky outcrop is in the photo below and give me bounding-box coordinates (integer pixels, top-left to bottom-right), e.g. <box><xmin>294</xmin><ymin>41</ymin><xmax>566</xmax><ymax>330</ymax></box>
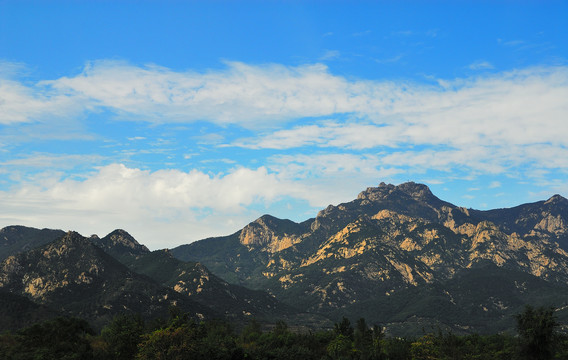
<box><xmin>239</xmin><ymin>215</ymin><xmax>305</xmax><ymax>252</ymax></box>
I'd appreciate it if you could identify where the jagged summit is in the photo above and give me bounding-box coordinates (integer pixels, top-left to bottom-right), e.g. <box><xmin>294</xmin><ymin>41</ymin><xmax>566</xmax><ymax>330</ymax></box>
<box><xmin>357</xmin><ymin>181</ymin><xmax>442</xmax><ymax>204</ymax></box>
<box><xmin>60</xmin><ymin>231</ymin><xmax>88</xmax><ymax>244</ymax></box>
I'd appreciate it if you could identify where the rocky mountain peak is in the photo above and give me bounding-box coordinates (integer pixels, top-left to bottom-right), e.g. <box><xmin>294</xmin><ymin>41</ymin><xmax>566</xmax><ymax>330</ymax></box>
<box><xmin>60</xmin><ymin>231</ymin><xmax>90</xmax><ymax>245</ymax></box>
<box><xmin>545</xmin><ymin>194</ymin><xmax>568</xmax><ymax>206</ymax></box>
<box><xmin>90</xmin><ymin>229</ymin><xmax>149</xmax><ymax>261</ymax></box>
<box><xmin>396</xmin><ymin>182</ymin><xmax>436</xmax><ymax>200</ymax></box>
<box><xmin>41</xmin><ymin>231</ymin><xmax>107</xmax><ymax>261</ymax></box>
<box><xmin>101</xmin><ymin>229</ymin><xmax>149</xmax><ymax>252</ymax></box>
<box><xmin>357</xmin><ymin>182</ymin><xmax>395</xmax><ymax>201</ymax></box>
<box><xmin>240</xmin><ymin>216</ymin><xmax>277</xmax><ymax>247</ymax></box>
<box><xmin>239</xmin><ymin>214</ymin><xmax>304</xmax><ymax>252</ymax></box>
<box><xmin>357</xmin><ymin>182</ymin><xmax>437</xmax><ymax>203</ymax></box>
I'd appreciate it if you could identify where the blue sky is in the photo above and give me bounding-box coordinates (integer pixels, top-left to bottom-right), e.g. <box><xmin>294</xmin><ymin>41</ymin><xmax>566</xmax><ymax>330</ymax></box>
<box><xmin>1</xmin><ymin>1</ymin><xmax>567</xmax><ymax>249</ymax></box>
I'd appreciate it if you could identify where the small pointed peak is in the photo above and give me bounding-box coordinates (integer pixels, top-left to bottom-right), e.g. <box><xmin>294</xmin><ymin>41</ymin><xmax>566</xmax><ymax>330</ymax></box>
<box><xmin>251</xmin><ymin>214</ymin><xmax>296</xmax><ymax>229</ymax></box>
<box><xmin>245</xmin><ymin>215</ymin><xmax>274</xmax><ymax>229</ymax></box>
<box><xmin>256</xmin><ymin>214</ymin><xmax>278</xmax><ymax>223</ymax></box>
<box><xmin>545</xmin><ymin>194</ymin><xmax>568</xmax><ymax>205</ymax></box>
<box><xmin>101</xmin><ymin>229</ymin><xmax>149</xmax><ymax>254</ymax></box>
<box><xmin>59</xmin><ymin>231</ymin><xmax>90</xmax><ymax>245</ymax></box>
<box><xmin>64</xmin><ymin>230</ymin><xmax>84</xmax><ymax>239</ymax></box>
<box><xmin>106</xmin><ymin>229</ymin><xmax>134</xmax><ymax>238</ymax></box>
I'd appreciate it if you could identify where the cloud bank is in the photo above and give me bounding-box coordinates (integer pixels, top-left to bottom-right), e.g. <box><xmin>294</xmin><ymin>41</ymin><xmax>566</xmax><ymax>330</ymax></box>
<box><xmin>0</xmin><ymin>164</ymin><xmax>297</xmax><ymax>248</ymax></box>
<box><xmin>2</xmin><ymin>61</ymin><xmax>568</xmax><ymax>248</ymax></box>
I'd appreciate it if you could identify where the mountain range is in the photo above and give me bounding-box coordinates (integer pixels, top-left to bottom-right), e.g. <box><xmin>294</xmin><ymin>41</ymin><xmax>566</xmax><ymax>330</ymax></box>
<box><xmin>1</xmin><ymin>182</ymin><xmax>568</xmax><ymax>335</ymax></box>
<box><xmin>171</xmin><ymin>182</ymin><xmax>568</xmax><ymax>335</ymax></box>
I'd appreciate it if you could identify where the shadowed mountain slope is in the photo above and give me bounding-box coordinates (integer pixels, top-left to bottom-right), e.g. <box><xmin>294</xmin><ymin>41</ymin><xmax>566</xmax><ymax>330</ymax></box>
<box><xmin>0</xmin><ymin>231</ymin><xmax>213</xmax><ymax>329</ymax></box>
<box><xmin>0</xmin><ymin>226</ymin><xmax>65</xmax><ymax>261</ymax></box>
<box><xmin>123</xmin><ymin>249</ymin><xmax>330</xmax><ymax>328</ymax></box>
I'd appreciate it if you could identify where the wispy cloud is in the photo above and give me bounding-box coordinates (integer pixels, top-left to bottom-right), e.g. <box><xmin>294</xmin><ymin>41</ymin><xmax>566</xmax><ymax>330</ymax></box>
<box><xmin>31</xmin><ymin>60</ymin><xmax>374</xmax><ymax>127</ymax></box>
<box><xmin>232</xmin><ymin>122</ymin><xmax>400</xmax><ymax>150</ymax></box>
<box><xmin>501</xmin><ymin>39</ymin><xmax>525</xmax><ymax>47</ymax></box>
<box><xmin>468</xmin><ymin>60</ymin><xmax>494</xmax><ymax>70</ymax></box>
<box><xmin>390</xmin><ymin>30</ymin><xmax>413</xmax><ymax>37</ymax></box>
<box><xmin>373</xmin><ymin>54</ymin><xmax>405</xmax><ymax>64</ymax></box>
<box><xmin>6</xmin><ymin>60</ymin><xmax>561</xmax><ymax>177</ymax></box>
<box><xmin>1</xmin><ymin>153</ymin><xmax>105</xmax><ymax>169</ymax></box>
<box><xmin>228</xmin><ymin>64</ymin><xmax>568</xmax><ymax>176</ymax></box>
<box><xmin>4</xmin><ymin>61</ymin><xmax>567</xmax><ymax>138</ymax></box>
<box><xmin>319</xmin><ymin>50</ymin><xmax>341</xmax><ymax>61</ymax></box>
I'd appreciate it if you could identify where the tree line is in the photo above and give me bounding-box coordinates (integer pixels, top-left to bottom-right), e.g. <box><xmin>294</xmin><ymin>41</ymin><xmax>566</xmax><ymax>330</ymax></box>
<box><xmin>0</xmin><ymin>305</ymin><xmax>566</xmax><ymax>360</ymax></box>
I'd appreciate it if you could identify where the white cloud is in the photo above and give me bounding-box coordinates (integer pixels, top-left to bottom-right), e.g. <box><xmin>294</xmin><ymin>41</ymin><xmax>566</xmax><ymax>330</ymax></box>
<box><xmin>4</xmin><ymin>61</ymin><xmax>568</xmax><ymax>145</ymax></box>
<box><xmin>0</xmin><ymin>164</ymin><xmax>305</xmax><ymax>249</ymax></box>
<box><xmin>227</xmin><ymin>65</ymin><xmax>568</xmax><ymax>175</ymax></box>
<box><xmin>0</xmin><ymin>78</ymin><xmax>81</xmax><ymax>125</ymax></box>
<box><xmin>43</xmin><ymin>60</ymin><xmax>373</xmax><ymax>126</ymax></box>
<box><xmin>233</xmin><ymin>122</ymin><xmax>401</xmax><ymax>150</ymax></box>
<box><xmin>271</xmin><ymin>67</ymin><xmax>566</xmax><ymax>151</ymax></box>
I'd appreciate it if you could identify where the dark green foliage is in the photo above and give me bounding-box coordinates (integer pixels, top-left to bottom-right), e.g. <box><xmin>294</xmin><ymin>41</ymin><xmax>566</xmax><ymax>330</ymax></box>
<box><xmin>137</xmin><ymin>316</ymin><xmax>242</xmax><ymax>360</ymax></box>
<box><xmin>515</xmin><ymin>305</ymin><xmax>558</xmax><ymax>360</ymax></box>
<box><xmin>327</xmin><ymin>334</ymin><xmax>354</xmax><ymax>359</ymax></box>
<box><xmin>0</xmin><ymin>317</ymin><xmax>95</xmax><ymax>360</ymax></box>
<box><xmin>334</xmin><ymin>317</ymin><xmax>354</xmax><ymax>340</ymax></box>
<box><xmin>354</xmin><ymin>318</ymin><xmax>385</xmax><ymax>360</ymax></box>
<box><xmin>382</xmin><ymin>337</ymin><xmax>412</xmax><ymax>360</ymax></box>
<box><xmin>0</xmin><ymin>291</ymin><xmax>61</xmax><ymax>331</ymax></box>
<box><xmin>240</xmin><ymin>318</ymin><xmax>263</xmax><ymax>343</ymax></box>
<box><xmin>100</xmin><ymin>314</ymin><xmax>145</xmax><ymax>360</ymax></box>
<box><xmin>2</xmin><ymin>310</ymin><xmax>568</xmax><ymax>360</ymax></box>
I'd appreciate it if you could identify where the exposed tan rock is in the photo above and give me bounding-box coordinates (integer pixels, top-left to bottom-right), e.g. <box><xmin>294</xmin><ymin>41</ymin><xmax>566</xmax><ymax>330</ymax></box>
<box><xmin>239</xmin><ymin>216</ymin><xmax>303</xmax><ymax>253</ymax></box>
<box><xmin>535</xmin><ymin>213</ymin><xmax>566</xmax><ymax>235</ymax></box>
